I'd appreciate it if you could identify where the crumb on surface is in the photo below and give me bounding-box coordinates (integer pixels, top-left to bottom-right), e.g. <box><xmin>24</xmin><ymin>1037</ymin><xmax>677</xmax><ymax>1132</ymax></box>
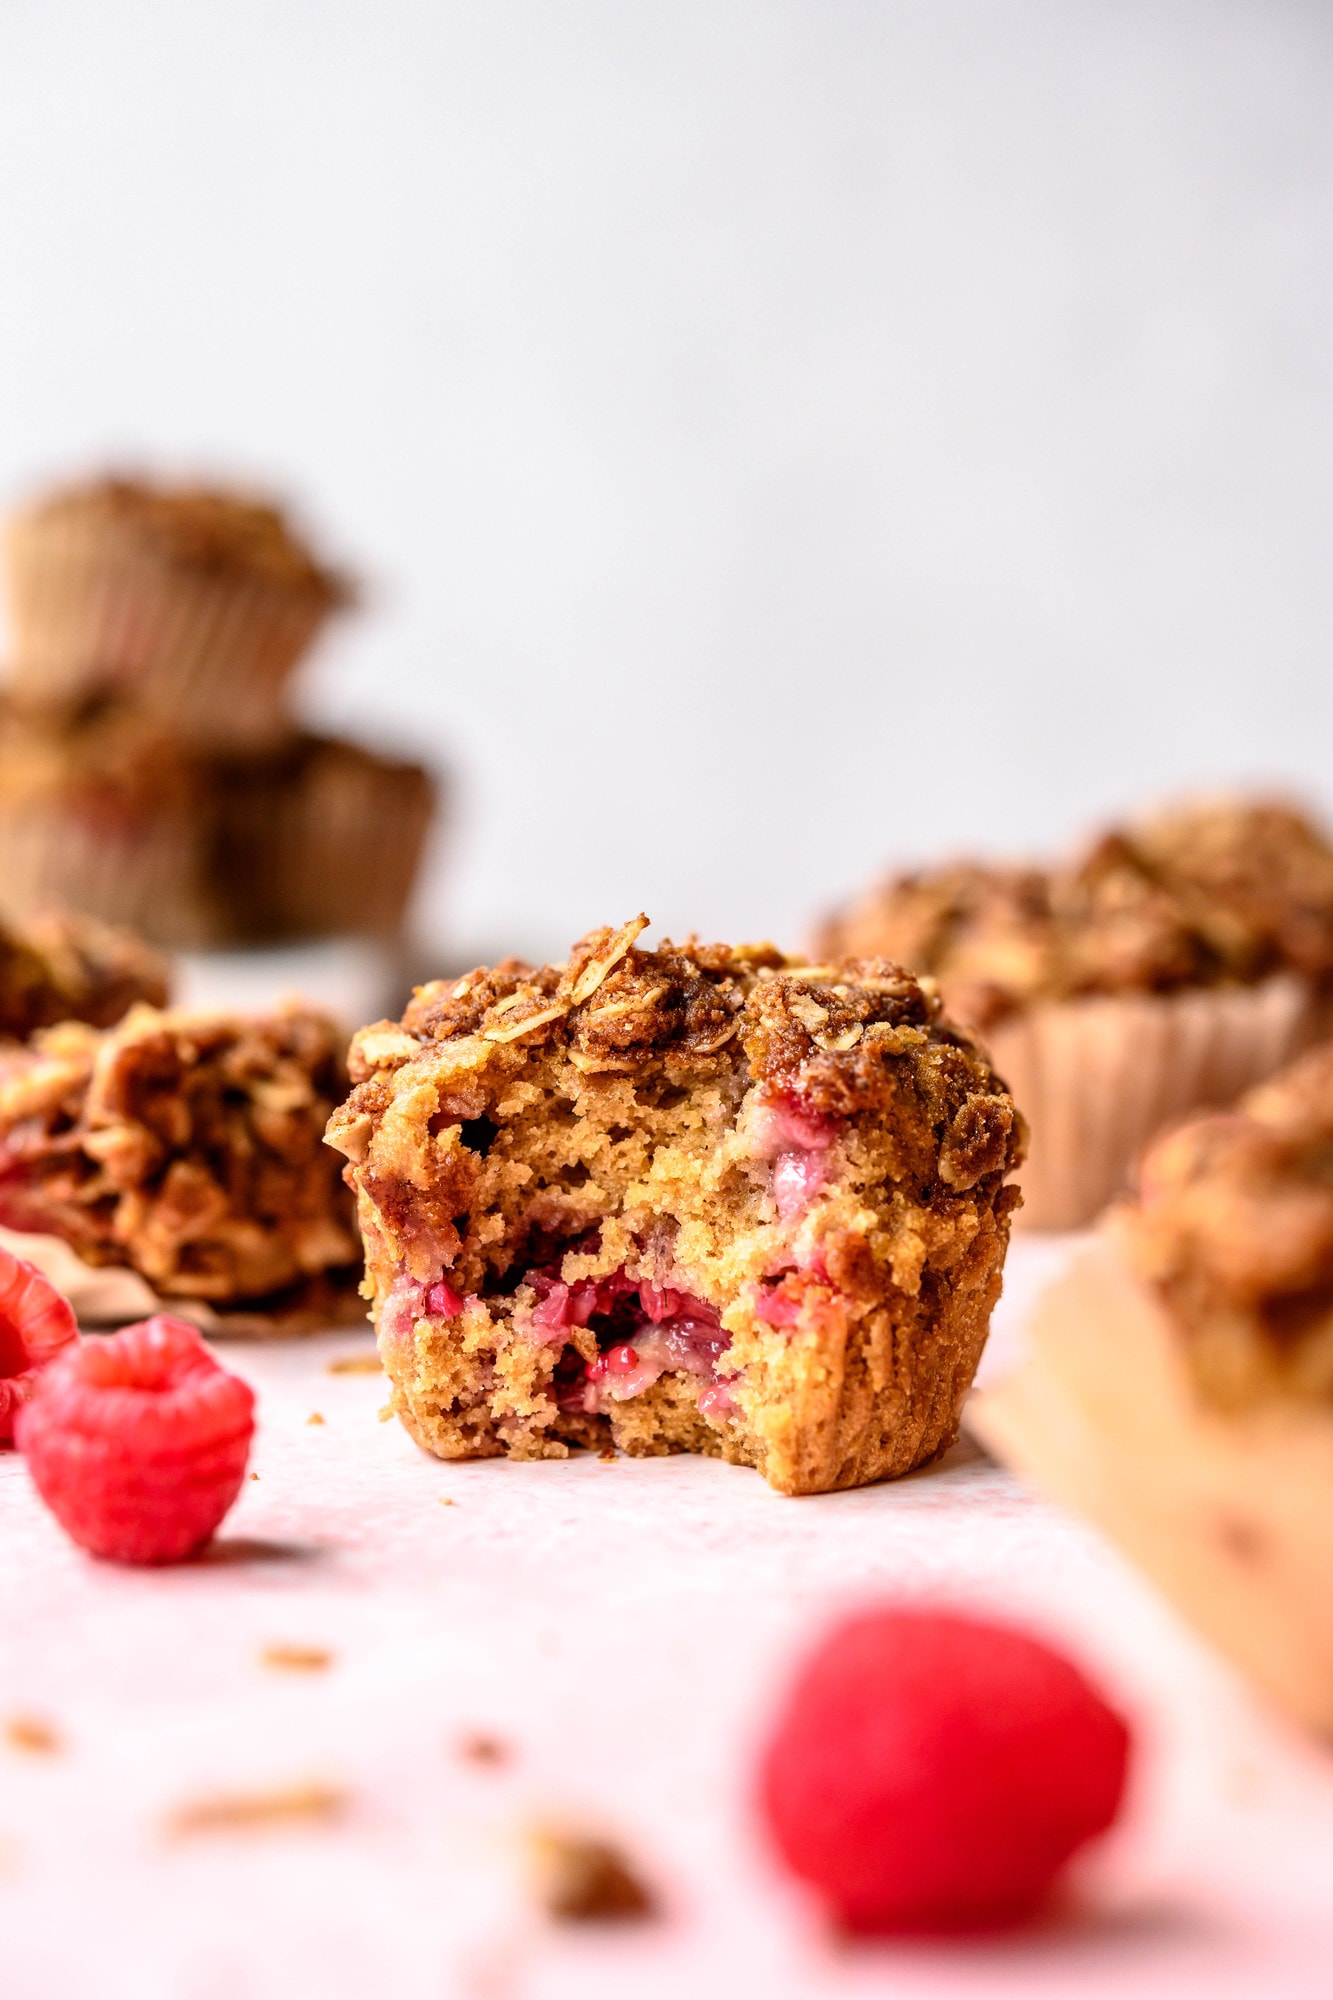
<box><xmin>457</xmin><ymin>1731</ymin><xmax>511</xmax><ymax>1767</ymax></box>
<box><xmin>327</xmin><ymin>1351</ymin><xmax>383</xmax><ymax>1374</ymax></box>
<box><xmin>165</xmin><ymin>1781</ymin><xmax>346</xmax><ymax>1839</ymax></box>
<box><xmin>596</xmin><ymin>1446</ymin><xmax>617</xmax><ymax>1462</ymax></box>
<box><xmin>260</xmin><ymin>1644</ymin><xmax>333</xmax><ymax>1673</ymax></box>
<box><xmin>527</xmin><ymin>1825</ymin><xmax>657</xmax><ymax>1923</ymax></box>
<box><xmin>306</xmin><ymin>1411</ymin><xmax>325</xmax><ymax>1426</ymax></box>
<box><xmin>437</xmin><ymin>1495</ymin><xmax>456</xmax><ymax>1506</ymax></box>
<box><xmin>4</xmin><ymin>1715</ymin><xmax>60</xmax><ymax>1755</ymax></box>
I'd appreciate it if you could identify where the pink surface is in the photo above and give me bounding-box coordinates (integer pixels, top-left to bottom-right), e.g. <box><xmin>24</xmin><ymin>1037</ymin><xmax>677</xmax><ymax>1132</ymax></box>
<box><xmin>3</xmin><ymin>1238</ymin><xmax>1333</xmax><ymax>1999</ymax></box>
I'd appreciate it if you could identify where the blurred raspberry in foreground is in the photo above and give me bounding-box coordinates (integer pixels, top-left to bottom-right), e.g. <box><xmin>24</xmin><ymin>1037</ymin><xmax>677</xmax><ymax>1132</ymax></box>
<box><xmin>0</xmin><ymin>1245</ymin><xmax>78</xmax><ymax>1443</ymax></box>
<box><xmin>17</xmin><ymin>1314</ymin><xmax>255</xmax><ymax>1563</ymax></box>
<box><xmin>759</xmin><ymin>1606</ymin><xmax>1131</xmax><ymax>1934</ymax></box>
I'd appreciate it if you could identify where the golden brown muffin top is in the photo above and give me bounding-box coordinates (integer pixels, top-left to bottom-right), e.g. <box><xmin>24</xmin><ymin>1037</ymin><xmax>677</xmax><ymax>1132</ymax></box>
<box><xmin>14</xmin><ymin>474</ymin><xmax>352</xmax><ymax>602</ymax></box>
<box><xmin>817</xmin><ymin>798</ymin><xmax>1333</xmax><ymax>1028</ymax></box>
<box><xmin>1124</xmin><ymin>1042</ymin><xmax>1333</xmax><ymax>1405</ymax></box>
<box><xmin>337</xmin><ymin>916</ymin><xmax>1024</xmax><ymax>1197</ymax></box>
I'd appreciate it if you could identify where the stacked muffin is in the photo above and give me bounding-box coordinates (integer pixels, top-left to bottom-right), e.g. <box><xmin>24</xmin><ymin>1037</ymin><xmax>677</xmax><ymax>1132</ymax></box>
<box><xmin>0</xmin><ymin>474</ymin><xmax>436</xmax><ymax>949</ymax></box>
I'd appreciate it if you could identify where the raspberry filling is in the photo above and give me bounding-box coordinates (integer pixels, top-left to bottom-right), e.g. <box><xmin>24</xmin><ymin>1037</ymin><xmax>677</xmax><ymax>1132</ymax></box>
<box><xmin>754</xmin><ymin>1089</ymin><xmax>839</xmax><ymax>1155</ymax></box>
<box><xmin>378</xmin><ymin>1259</ymin><xmax>740</xmax><ymax>1428</ymax></box>
<box><xmin>755</xmin><ymin>1088</ymin><xmax>837</xmax><ymax>1223</ymax></box>
<box><xmin>773</xmin><ymin>1148</ymin><xmax>827</xmax><ymax>1221</ymax></box>
<box><xmin>0</xmin><ymin>1248</ymin><xmax>79</xmax><ymax>1445</ymax></box>
<box><xmin>538</xmin><ymin>1270</ymin><xmax>737</xmax><ymax>1423</ymax></box>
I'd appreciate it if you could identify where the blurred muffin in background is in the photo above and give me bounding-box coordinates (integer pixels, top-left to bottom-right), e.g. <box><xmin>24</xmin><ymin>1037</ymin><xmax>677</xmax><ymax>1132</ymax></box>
<box><xmin>973</xmin><ymin>1040</ymin><xmax>1333</xmax><ymax>1736</ymax></box>
<box><xmin>0</xmin><ymin>905</ymin><xmax>168</xmax><ymax>1039</ymax></box>
<box><xmin>0</xmin><ymin>698</ymin><xmax>221</xmax><ymax>947</ymax></box>
<box><xmin>211</xmin><ymin>733</ymin><xmax>437</xmax><ymax>943</ymax></box>
<box><xmin>0</xmin><ymin>700</ymin><xmax>436</xmax><ymax>951</ymax></box>
<box><xmin>3</xmin><ymin>474</ymin><xmax>351</xmax><ymax>750</ymax></box>
<box><xmin>816</xmin><ymin>797</ymin><xmax>1333</xmax><ymax>1228</ymax></box>
<box><xmin>0</xmin><ymin>468</ymin><xmax>441</xmax><ymax>956</ymax></box>
<box><xmin>0</xmin><ymin>1002</ymin><xmax>358</xmax><ymax>1306</ymax></box>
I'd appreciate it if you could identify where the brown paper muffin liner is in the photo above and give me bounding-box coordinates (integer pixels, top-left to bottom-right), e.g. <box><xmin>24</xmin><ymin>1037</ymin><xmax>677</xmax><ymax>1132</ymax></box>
<box><xmin>0</xmin><ymin>799</ymin><xmax>223</xmax><ymax>949</ymax></box>
<box><xmin>970</xmin><ymin>1228</ymin><xmax>1333</xmax><ymax>1736</ymax></box>
<box><xmin>212</xmin><ymin>736</ymin><xmax>438</xmax><ymax>941</ymax></box>
<box><xmin>988</xmin><ymin>973</ymin><xmax>1316</xmax><ymax>1230</ymax></box>
<box><xmin>4</xmin><ymin>513</ymin><xmax>334</xmax><ymax>750</ymax></box>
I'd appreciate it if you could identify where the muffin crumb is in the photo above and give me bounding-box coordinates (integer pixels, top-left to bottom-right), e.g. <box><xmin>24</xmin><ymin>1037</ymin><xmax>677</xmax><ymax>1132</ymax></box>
<box><xmin>527</xmin><ymin>1825</ymin><xmax>656</xmax><ymax>1923</ymax></box>
<box><xmin>4</xmin><ymin>1715</ymin><xmax>60</xmax><ymax>1756</ymax></box>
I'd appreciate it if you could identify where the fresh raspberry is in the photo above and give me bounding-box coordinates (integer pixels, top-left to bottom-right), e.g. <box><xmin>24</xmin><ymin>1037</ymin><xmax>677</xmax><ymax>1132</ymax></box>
<box><xmin>16</xmin><ymin>1315</ymin><xmax>256</xmax><ymax>1564</ymax></box>
<box><xmin>0</xmin><ymin>1247</ymin><xmax>79</xmax><ymax>1444</ymax></box>
<box><xmin>759</xmin><ymin>1607</ymin><xmax>1131</xmax><ymax>1934</ymax></box>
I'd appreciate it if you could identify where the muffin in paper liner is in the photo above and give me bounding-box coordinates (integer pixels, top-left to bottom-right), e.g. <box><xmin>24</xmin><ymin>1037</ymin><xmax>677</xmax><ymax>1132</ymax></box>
<box><xmin>3</xmin><ymin>477</ymin><xmax>351</xmax><ymax>751</ymax></box>
<box><xmin>212</xmin><ymin>734</ymin><xmax>438</xmax><ymax>942</ymax></box>
<box><xmin>0</xmin><ymin>703</ymin><xmax>222</xmax><ymax>948</ymax></box>
<box><xmin>0</xmin><ymin>707</ymin><xmax>435</xmax><ymax>950</ymax></box>
<box><xmin>817</xmin><ymin>797</ymin><xmax>1333</xmax><ymax>1231</ymax></box>
<box><xmin>971</xmin><ymin>1192</ymin><xmax>1333</xmax><ymax>1737</ymax></box>
<box><xmin>992</xmin><ymin>974</ymin><xmax>1316</xmax><ymax>1231</ymax></box>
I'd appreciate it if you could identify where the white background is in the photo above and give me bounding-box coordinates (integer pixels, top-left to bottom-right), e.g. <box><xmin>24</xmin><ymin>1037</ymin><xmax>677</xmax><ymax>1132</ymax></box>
<box><xmin>1</xmin><ymin>1</ymin><xmax>1330</xmax><ymax>966</ymax></box>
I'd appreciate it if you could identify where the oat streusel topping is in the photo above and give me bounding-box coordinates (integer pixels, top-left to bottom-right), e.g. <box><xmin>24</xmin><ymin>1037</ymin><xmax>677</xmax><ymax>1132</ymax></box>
<box><xmin>817</xmin><ymin>798</ymin><xmax>1333</xmax><ymax>1030</ymax></box>
<box><xmin>1126</xmin><ymin>1042</ymin><xmax>1333</xmax><ymax>1407</ymax></box>
<box><xmin>0</xmin><ymin>1004</ymin><xmax>358</xmax><ymax>1302</ymax></box>
<box><xmin>15</xmin><ymin>474</ymin><xmax>351</xmax><ymax>602</ymax></box>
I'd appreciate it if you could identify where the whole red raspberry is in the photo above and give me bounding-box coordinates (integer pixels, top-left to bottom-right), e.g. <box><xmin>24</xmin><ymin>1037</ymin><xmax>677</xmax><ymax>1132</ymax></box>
<box><xmin>0</xmin><ymin>1247</ymin><xmax>79</xmax><ymax>1444</ymax></box>
<box><xmin>759</xmin><ymin>1607</ymin><xmax>1131</xmax><ymax>1934</ymax></box>
<box><xmin>16</xmin><ymin>1315</ymin><xmax>256</xmax><ymax>1564</ymax></box>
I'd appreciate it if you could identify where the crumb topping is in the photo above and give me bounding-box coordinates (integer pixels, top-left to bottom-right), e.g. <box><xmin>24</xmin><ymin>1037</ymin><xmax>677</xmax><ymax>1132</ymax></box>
<box><xmin>13</xmin><ymin>474</ymin><xmax>352</xmax><ymax>602</ymax></box>
<box><xmin>366</xmin><ymin>920</ymin><xmax>975</xmax><ymax>1087</ymax></box>
<box><xmin>817</xmin><ymin>798</ymin><xmax>1333</xmax><ymax>1028</ymax></box>
<box><xmin>1125</xmin><ymin>1042</ymin><xmax>1333</xmax><ymax>1406</ymax></box>
<box><xmin>0</xmin><ymin>1004</ymin><xmax>358</xmax><ymax>1302</ymax></box>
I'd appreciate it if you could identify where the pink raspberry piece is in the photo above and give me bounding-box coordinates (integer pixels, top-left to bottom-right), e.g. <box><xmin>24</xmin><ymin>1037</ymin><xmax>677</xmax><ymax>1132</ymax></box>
<box><xmin>772</xmin><ymin>1148</ymin><xmax>827</xmax><ymax>1221</ymax></box>
<box><xmin>697</xmin><ymin>1380</ymin><xmax>739</xmax><ymax>1425</ymax></box>
<box><xmin>755</xmin><ymin>1088</ymin><xmax>839</xmax><ymax>1156</ymax></box>
<box><xmin>425</xmin><ymin>1278</ymin><xmax>465</xmax><ymax>1318</ymax></box>
<box><xmin>760</xmin><ymin>1607</ymin><xmax>1131</xmax><ymax>1934</ymax></box>
<box><xmin>16</xmin><ymin>1315</ymin><xmax>256</xmax><ymax>1565</ymax></box>
<box><xmin>0</xmin><ymin>1247</ymin><xmax>78</xmax><ymax>1445</ymax></box>
<box><xmin>531</xmin><ymin>1281</ymin><xmax>572</xmax><ymax>1332</ymax></box>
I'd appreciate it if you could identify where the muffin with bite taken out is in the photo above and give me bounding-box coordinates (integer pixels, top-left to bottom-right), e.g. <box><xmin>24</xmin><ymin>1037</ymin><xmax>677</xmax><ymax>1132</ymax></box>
<box><xmin>326</xmin><ymin>917</ymin><xmax>1024</xmax><ymax>1495</ymax></box>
